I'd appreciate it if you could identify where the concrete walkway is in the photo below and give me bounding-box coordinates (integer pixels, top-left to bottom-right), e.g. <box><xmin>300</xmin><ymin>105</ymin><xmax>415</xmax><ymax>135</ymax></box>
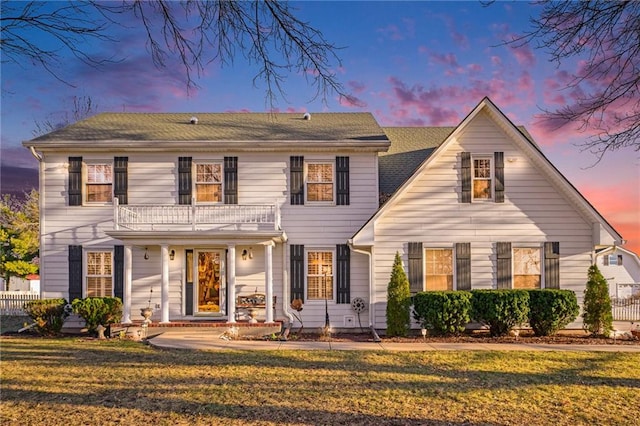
<box><xmin>148</xmin><ymin>330</ymin><xmax>640</xmax><ymax>352</ymax></box>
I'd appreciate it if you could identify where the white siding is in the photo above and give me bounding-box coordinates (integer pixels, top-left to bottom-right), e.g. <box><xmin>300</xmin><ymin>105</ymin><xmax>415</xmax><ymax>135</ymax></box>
<box><xmin>370</xmin><ymin>111</ymin><xmax>595</xmax><ymax>329</ymax></box>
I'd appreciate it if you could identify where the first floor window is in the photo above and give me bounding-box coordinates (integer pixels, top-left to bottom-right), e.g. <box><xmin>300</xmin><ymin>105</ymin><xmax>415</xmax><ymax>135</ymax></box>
<box><xmin>195</xmin><ymin>162</ymin><xmax>222</xmax><ymax>202</ymax></box>
<box><xmin>86</xmin><ymin>251</ymin><xmax>113</xmax><ymax>297</ymax></box>
<box><xmin>306</xmin><ymin>162</ymin><xmax>334</xmax><ymax>203</ymax></box>
<box><xmin>307</xmin><ymin>251</ymin><xmax>333</xmax><ymax>300</ymax></box>
<box><xmin>86</xmin><ymin>163</ymin><xmax>112</xmax><ymax>203</ymax></box>
<box><xmin>513</xmin><ymin>247</ymin><xmax>541</xmax><ymax>289</ymax></box>
<box><xmin>425</xmin><ymin>248</ymin><xmax>454</xmax><ymax>291</ymax></box>
<box><xmin>472</xmin><ymin>156</ymin><xmax>492</xmax><ymax>200</ymax></box>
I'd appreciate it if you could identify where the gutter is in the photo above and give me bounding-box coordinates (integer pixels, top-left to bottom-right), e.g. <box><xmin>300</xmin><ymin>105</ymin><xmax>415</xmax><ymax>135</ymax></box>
<box><xmin>348</xmin><ymin>241</ymin><xmax>381</xmax><ymax>342</ymax></box>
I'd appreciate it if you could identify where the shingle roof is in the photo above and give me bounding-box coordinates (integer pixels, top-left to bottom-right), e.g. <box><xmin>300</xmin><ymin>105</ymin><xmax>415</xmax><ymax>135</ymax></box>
<box><xmin>379</xmin><ymin>127</ymin><xmax>454</xmax><ymax>196</ymax></box>
<box><xmin>29</xmin><ymin>112</ymin><xmax>387</xmax><ymax>142</ymax></box>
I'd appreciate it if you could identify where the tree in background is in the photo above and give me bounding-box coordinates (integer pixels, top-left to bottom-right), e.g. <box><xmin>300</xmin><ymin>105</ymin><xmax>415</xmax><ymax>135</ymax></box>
<box><xmin>1</xmin><ymin>1</ymin><xmax>352</xmax><ymax>107</ymax></box>
<box><xmin>582</xmin><ymin>264</ymin><xmax>613</xmax><ymax>337</ymax></box>
<box><xmin>386</xmin><ymin>252</ymin><xmax>411</xmax><ymax>337</ymax></box>
<box><xmin>0</xmin><ymin>190</ymin><xmax>39</xmax><ymax>290</ymax></box>
<box><xmin>503</xmin><ymin>1</ymin><xmax>639</xmax><ymax>160</ymax></box>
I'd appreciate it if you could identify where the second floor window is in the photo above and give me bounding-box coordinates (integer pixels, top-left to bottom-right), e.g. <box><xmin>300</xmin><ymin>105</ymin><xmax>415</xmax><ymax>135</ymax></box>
<box><xmin>86</xmin><ymin>163</ymin><xmax>113</xmax><ymax>203</ymax></box>
<box><xmin>195</xmin><ymin>163</ymin><xmax>222</xmax><ymax>203</ymax></box>
<box><xmin>473</xmin><ymin>157</ymin><xmax>492</xmax><ymax>200</ymax></box>
<box><xmin>306</xmin><ymin>162</ymin><xmax>334</xmax><ymax>203</ymax></box>
<box><xmin>86</xmin><ymin>251</ymin><xmax>113</xmax><ymax>297</ymax></box>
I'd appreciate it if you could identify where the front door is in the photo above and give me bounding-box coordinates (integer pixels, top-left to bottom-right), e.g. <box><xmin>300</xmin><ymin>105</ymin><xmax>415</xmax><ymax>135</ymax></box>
<box><xmin>195</xmin><ymin>250</ymin><xmax>226</xmax><ymax>315</ymax></box>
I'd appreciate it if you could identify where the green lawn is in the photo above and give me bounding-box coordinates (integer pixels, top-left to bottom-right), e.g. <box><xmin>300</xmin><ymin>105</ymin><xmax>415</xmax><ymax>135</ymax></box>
<box><xmin>1</xmin><ymin>337</ymin><xmax>638</xmax><ymax>425</ymax></box>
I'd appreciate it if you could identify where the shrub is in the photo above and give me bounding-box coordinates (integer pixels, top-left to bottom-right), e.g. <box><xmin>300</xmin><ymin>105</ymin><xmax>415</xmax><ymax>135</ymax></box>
<box><xmin>23</xmin><ymin>298</ymin><xmax>69</xmax><ymax>335</ymax></box>
<box><xmin>471</xmin><ymin>290</ymin><xmax>529</xmax><ymax>336</ymax></box>
<box><xmin>386</xmin><ymin>252</ymin><xmax>411</xmax><ymax>337</ymax></box>
<box><xmin>71</xmin><ymin>297</ymin><xmax>123</xmax><ymax>335</ymax></box>
<box><xmin>582</xmin><ymin>264</ymin><xmax>613</xmax><ymax>336</ymax></box>
<box><xmin>413</xmin><ymin>291</ymin><xmax>472</xmax><ymax>336</ymax></box>
<box><xmin>527</xmin><ymin>289</ymin><xmax>579</xmax><ymax>336</ymax></box>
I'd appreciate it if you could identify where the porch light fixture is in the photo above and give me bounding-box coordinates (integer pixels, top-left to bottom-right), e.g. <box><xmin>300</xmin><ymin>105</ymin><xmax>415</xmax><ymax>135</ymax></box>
<box><xmin>241</xmin><ymin>247</ymin><xmax>254</xmax><ymax>261</ymax></box>
<box><xmin>170</xmin><ymin>250</ymin><xmax>175</xmax><ymax>261</ymax></box>
<box><xmin>144</xmin><ymin>248</ymin><xmax>149</xmax><ymax>260</ymax></box>
<box><xmin>242</xmin><ymin>249</ymin><xmax>248</xmax><ymax>261</ymax></box>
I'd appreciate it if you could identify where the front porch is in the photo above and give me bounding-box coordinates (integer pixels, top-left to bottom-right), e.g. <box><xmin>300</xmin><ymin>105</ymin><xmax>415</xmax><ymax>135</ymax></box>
<box><xmin>110</xmin><ymin>319</ymin><xmax>284</xmax><ymax>340</ymax></box>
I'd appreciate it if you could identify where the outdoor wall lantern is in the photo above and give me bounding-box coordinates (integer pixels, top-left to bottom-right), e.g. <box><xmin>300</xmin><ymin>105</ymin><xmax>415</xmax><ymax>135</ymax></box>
<box><xmin>241</xmin><ymin>247</ymin><xmax>254</xmax><ymax>261</ymax></box>
<box><xmin>169</xmin><ymin>250</ymin><xmax>175</xmax><ymax>261</ymax></box>
<box><xmin>144</xmin><ymin>248</ymin><xmax>149</xmax><ymax>260</ymax></box>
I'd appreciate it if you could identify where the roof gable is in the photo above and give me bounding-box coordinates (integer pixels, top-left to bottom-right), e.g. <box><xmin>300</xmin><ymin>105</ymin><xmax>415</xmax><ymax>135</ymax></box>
<box><xmin>352</xmin><ymin>97</ymin><xmax>622</xmax><ymax>245</ymax></box>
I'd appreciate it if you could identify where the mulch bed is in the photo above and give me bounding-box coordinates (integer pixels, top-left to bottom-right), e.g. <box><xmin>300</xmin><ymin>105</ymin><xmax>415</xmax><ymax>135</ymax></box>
<box><xmin>284</xmin><ymin>330</ymin><xmax>640</xmax><ymax>345</ymax></box>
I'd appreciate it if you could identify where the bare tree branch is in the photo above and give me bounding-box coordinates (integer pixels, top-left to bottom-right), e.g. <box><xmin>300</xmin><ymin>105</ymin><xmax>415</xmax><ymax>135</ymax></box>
<box><xmin>1</xmin><ymin>1</ymin><xmax>354</xmax><ymax>107</ymax></box>
<box><xmin>498</xmin><ymin>1</ymin><xmax>640</xmax><ymax>161</ymax></box>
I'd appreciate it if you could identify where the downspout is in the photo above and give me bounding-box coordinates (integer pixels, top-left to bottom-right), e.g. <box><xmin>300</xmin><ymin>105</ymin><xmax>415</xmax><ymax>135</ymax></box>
<box><xmin>280</xmin><ymin>242</ymin><xmax>294</xmax><ymax>339</ymax></box>
<box><xmin>348</xmin><ymin>241</ymin><xmax>381</xmax><ymax>342</ymax></box>
<box><xmin>28</xmin><ymin>147</ymin><xmax>44</xmax><ymax>298</ymax></box>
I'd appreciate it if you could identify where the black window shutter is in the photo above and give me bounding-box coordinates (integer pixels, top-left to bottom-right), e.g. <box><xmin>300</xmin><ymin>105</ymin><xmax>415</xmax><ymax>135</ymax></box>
<box><xmin>68</xmin><ymin>245</ymin><xmax>83</xmax><ymax>301</ymax></box>
<box><xmin>496</xmin><ymin>242</ymin><xmax>512</xmax><ymax>289</ymax></box>
<box><xmin>408</xmin><ymin>242</ymin><xmax>424</xmax><ymax>294</ymax></box>
<box><xmin>455</xmin><ymin>243</ymin><xmax>471</xmax><ymax>290</ymax></box>
<box><xmin>494</xmin><ymin>152</ymin><xmax>504</xmax><ymax>203</ymax></box>
<box><xmin>544</xmin><ymin>242</ymin><xmax>560</xmax><ymax>289</ymax></box>
<box><xmin>618</xmin><ymin>255</ymin><xmax>623</xmax><ymax>265</ymax></box>
<box><xmin>290</xmin><ymin>244</ymin><xmax>305</xmax><ymax>302</ymax></box>
<box><xmin>224</xmin><ymin>156</ymin><xmax>238</xmax><ymax>204</ymax></box>
<box><xmin>69</xmin><ymin>157</ymin><xmax>83</xmax><ymax>206</ymax></box>
<box><xmin>336</xmin><ymin>244</ymin><xmax>350</xmax><ymax>303</ymax></box>
<box><xmin>114</xmin><ymin>157</ymin><xmax>128</xmax><ymax>205</ymax></box>
<box><xmin>461</xmin><ymin>152</ymin><xmax>471</xmax><ymax>203</ymax></box>
<box><xmin>603</xmin><ymin>255</ymin><xmax>609</xmax><ymax>266</ymax></box>
<box><xmin>185</xmin><ymin>249</ymin><xmax>194</xmax><ymax>315</ymax></box>
<box><xmin>114</xmin><ymin>245</ymin><xmax>124</xmax><ymax>299</ymax></box>
<box><xmin>290</xmin><ymin>156</ymin><xmax>304</xmax><ymax>205</ymax></box>
<box><xmin>178</xmin><ymin>157</ymin><xmax>192</xmax><ymax>205</ymax></box>
<box><xmin>336</xmin><ymin>156</ymin><xmax>350</xmax><ymax>206</ymax></box>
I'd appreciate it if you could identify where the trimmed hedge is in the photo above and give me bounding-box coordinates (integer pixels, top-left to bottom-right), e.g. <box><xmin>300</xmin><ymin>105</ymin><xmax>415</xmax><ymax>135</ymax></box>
<box><xmin>71</xmin><ymin>297</ymin><xmax>123</xmax><ymax>334</ymax></box>
<box><xmin>471</xmin><ymin>289</ymin><xmax>529</xmax><ymax>336</ymax></box>
<box><xmin>527</xmin><ymin>289</ymin><xmax>579</xmax><ymax>336</ymax></box>
<box><xmin>24</xmin><ymin>298</ymin><xmax>69</xmax><ymax>335</ymax></box>
<box><xmin>413</xmin><ymin>291</ymin><xmax>472</xmax><ymax>336</ymax></box>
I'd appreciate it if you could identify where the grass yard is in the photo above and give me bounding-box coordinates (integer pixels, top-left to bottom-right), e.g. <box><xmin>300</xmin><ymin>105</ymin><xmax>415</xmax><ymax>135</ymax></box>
<box><xmin>1</xmin><ymin>337</ymin><xmax>638</xmax><ymax>426</ymax></box>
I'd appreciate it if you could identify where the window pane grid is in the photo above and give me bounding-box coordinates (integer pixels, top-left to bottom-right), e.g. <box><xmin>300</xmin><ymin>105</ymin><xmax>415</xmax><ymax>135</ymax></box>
<box><xmin>472</xmin><ymin>158</ymin><xmax>492</xmax><ymax>200</ymax></box>
<box><xmin>307</xmin><ymin>163</ymin><xmax>334</xmax><ymax>202</ymax></box>
<box><xmin>307</xmin><ymin>251</ymin><xmax>333</xmax><ymax>300</ymax></box>
<box><xmin>425</xmin><ymin>249</ymin><xmax>453</xmax><ymax>291</ymax></box>
<box><xmin>514</xmin><ymin>247</ymin><xmax>541</xmax><ymax>289</ymax></box>
<box><xmin>86</xmin><ymin>252</ymin><xmax>112</xmax><ymax>297</ymax></box>
<box><xmin>196</xmin><ymin>163</ymin><xmax>222</xmax><ymax>202</ymax></box>
<box><xmin>86</xmin><ymin>164</ymin><xmax>112</xmax><ymax>202</ymax></box>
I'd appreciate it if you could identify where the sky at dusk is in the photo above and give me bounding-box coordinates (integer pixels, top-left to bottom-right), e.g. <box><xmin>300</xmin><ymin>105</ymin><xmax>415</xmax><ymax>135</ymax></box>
<box><xmin>1</xmin><ymin>1</ymin><xmax>638</xmax><ymax>253</ymax></box>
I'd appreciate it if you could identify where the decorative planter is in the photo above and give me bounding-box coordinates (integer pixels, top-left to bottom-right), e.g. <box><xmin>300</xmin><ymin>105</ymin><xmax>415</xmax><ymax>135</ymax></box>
<box><xmin>140</xmin><ymin>307</ymin><xmax>153</xmax><ymax>324</ymax></box>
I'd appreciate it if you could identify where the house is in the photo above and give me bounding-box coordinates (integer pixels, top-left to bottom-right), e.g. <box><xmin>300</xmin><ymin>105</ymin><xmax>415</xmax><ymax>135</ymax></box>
<box><xmin>595</xmin><ymin>246</ymin><xmax>640</xmax><ymax>299</ymax></box>
<box><xmin>23</xmin><ymin>97</ymin><xmax>624</xmax><ymax>331</ymax></box>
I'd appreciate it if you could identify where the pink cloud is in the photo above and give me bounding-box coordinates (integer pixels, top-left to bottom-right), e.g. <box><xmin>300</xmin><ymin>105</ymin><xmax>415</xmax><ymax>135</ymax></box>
<box><xmin>467</xmin><ymin>63</ymin><xmax>483</xmax><ymax>74</ymax></box>
<box><xmin>348</xmin><ymin>80</ymin><xmax>367</xmax><ymax>94</ymax></box>
<box><xmin>510</xmin><ymin>44</ymin><xmax>536</xmax><ymax>67</ymax></box>
<box><xmin>491</xmin><ymin>56</ymin><xmax>502</xmax><ymax>66</ymax></box>
<box><xmin>429</xmin><ymin>52</ymin><xmax>459</xmax><ymax>68</ymax></box>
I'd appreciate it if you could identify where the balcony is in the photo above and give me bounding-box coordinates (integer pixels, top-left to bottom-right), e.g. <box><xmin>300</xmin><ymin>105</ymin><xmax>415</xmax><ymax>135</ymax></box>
<box><xmin>113</xmin><ymin>198</ymin><xmax>281</xmax><ymax>232</ymax></box>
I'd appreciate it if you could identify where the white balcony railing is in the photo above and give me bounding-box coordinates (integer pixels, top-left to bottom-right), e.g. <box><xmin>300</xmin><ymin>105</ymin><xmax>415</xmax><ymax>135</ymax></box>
<box><xmin>113</xmin><ymin>198</ymin><xmax>281</xmax><ymax>231</ymax></box>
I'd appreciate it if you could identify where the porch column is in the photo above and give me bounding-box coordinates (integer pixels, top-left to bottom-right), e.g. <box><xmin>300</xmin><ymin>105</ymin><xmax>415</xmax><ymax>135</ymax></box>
<box><xmin>122</xmin><ymin>245</ymin><xmax>133</xmax><ymax>324</ymax></box>
<box><xmin>160</xmin><ymin>244</ymin><xmax>170</xmax><ymax>323</ymax></box>
<box><xmin>227</xmin><ymin>244</ymin><xmax>236</xmax><ymax>323</ymax></box>
<box><xmin>265</xmin><ymin>242</ymin><xmax>274</xmax><ymax>323</ymax></box>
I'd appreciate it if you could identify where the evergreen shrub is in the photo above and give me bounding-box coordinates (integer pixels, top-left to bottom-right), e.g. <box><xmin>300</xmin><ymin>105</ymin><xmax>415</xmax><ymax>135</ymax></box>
<box><xmin>386</xmin><ymin>252</ymin><xmax>411</xmax><ymax>337</ymax></box>
<box><xmin>471</xmin><ymin>289</ymin><xmax>529</xmax><ymax>336</ymax></box>
<box><xmin>24</xmin><ymin>298</ymin><xmax>69</xmax><ymax>335</ymax></box>
<box><xmin>413</xmin><ymin>291</ymin><xmax>472</xmax><ymax>336</ymax></box>
<box><xmin>527</xmin><ymin>289</ymin><xmax>579</xmax><ymax>336</ymax></box>
<box><xmin>71</xmin><ymin>297</ymin><xmax>123</xmax><ymax>334</ymax></box>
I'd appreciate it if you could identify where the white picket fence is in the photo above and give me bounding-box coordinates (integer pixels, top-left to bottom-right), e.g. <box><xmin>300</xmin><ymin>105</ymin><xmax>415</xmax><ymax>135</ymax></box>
<box><xmin>0</xmin><ymin>291</ymin><xmax>40</xmax><ymax>315</ymax></box>
<box><xmin>611</xmin><ymin>297</ymin><xmax>640</xmax><ymax>321</ymax></box>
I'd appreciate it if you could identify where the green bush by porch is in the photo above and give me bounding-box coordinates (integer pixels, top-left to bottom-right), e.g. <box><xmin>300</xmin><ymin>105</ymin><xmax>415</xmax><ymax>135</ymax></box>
<box><xmin>23</xmin><ymin>298</ymin><xmax>69</xmax><ymax>335</ymax></box>
<box><xmin>71</xmin><ymin>297</ymin><xmax>123</xmax><ymax>335</ymax></box>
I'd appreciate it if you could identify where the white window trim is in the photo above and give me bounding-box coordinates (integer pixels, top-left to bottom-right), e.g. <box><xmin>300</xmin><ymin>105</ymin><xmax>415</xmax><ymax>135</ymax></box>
<box><xmin>512</xmin><ymin>245</ymin><xmax>543</xmax><ymax>289</ymax></box>
<box><xmin>304</xmin><ymin>247</ymin><xmax>336</xmax><ymax>303</ymax></box>
<box><xmin>471</xmin><ymin>154</ymin><xmax>494</xmax><ymax>202</ymax></box>
<box><xmin>83</xmin><ymin>160</ymin><xmax>113</xmax><ymax>206</ymax></box>
<box><xmin>84</xmin><ymin>248</ymin><xmax>114</xmax><ymax>298</ymax></box>
<box><xmin>304</xmin><ymin>159</ymin><xmax>336</xmax><ymax>205</ymax></box>
<box><xmin>423</xmin><ymin>246</ymin><xmax>457</xmax><ymax>291</ymax></box>
<box><xmin>193</xmin><ymin>160</ymin><xmax>224</xmax><ymax>205</ymax></box>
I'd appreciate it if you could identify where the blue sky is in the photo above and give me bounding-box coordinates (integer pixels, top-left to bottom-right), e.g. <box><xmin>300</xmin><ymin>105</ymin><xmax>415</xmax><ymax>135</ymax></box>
<box><xmin>1</xmin><ymin>1</ymin><xmax>638</xmax><ymax>252</ymax></box>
